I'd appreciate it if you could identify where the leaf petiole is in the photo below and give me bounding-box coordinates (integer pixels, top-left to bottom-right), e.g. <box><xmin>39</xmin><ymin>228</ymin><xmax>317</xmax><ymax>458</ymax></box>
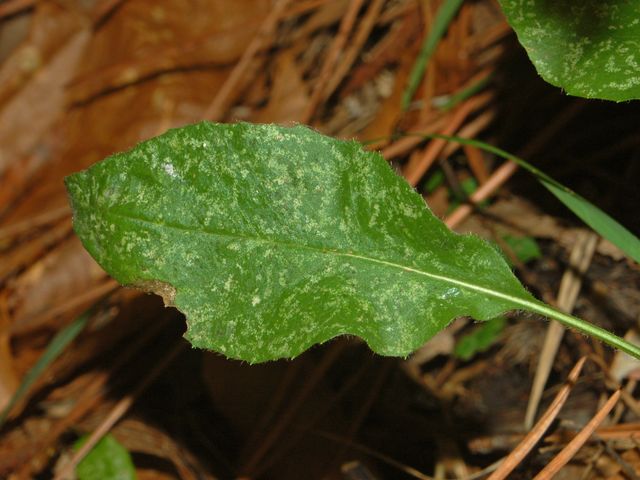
<box><xmin>528</xmin><ymin>301</ymin><xmax>640</xmax><ymax>360</ymax></box>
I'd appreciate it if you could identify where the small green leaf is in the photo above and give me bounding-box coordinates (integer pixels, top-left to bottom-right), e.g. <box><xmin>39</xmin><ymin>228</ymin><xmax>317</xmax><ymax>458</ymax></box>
<box><xmin>502</xmin><ymin>234</ymin><xmax>541</xmax><ymax>265</ymax></box>
<box><xmin>454</xmin><ymin>316</ymin><xmax>506</xmax><ymax>361</ymax></box>
<box><xmin>75</xmin><ymin>434</ymin><xmax>136</xmax><ymax>480</ymax></box>
<box><xmin>447</xmin><ymin>177</ymin><xmax>489</xmax><ymax>213</ymax></box>
<box><xmin>460</xmin><ymin>178</ymin><xmax>479</xmax><ymax>197</ymax></box>
<box><xmin>498</xmin><ymin>0</ymin><xmax>640</xmax><ymax>101</ymax></box>
<box><xmin>424</xmin><ymin>169</ymin><xmax>445</xmax><ymax>193</ymax></box>
<box><xmin>65</xmin><ymin>122</ymin><xmax>640</xmax><ymax>362</ymax></box>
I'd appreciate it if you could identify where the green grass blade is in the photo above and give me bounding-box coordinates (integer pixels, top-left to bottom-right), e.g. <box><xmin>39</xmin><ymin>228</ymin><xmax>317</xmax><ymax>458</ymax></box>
<box><xmin>405</xmin><ymin>133</ymin><xmax>640</xmax><ymax>264</ymax></box>
<box><xmin>435</xmin><ymin>73</ymin><xmax>492</xmax><ymax>111</ymax></box>
<box><xmin>401</xmin><ymin>0</ymin><xmax>464</xmax><ymax>110</ymax></box>
<box><xmin>538</xmin><ymin>179</ymin><xmax>640</xmax><ymax>264</ymax></box>
<box><xmin>0</xmin><ymin>311</ymin><xmax>91</xmax><ymax>426</ymax></box>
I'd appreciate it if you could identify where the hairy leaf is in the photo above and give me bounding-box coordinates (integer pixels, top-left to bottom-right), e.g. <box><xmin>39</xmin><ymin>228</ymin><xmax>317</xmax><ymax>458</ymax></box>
<box><xmin>498</xmin><ymin>0</ymin><xmax>640</xmax><ymax>101</ymax></box>
<box><xmin>65</xmin><ymin>122</ymin><xmax>640</xmax><ymax>363</ymax></box>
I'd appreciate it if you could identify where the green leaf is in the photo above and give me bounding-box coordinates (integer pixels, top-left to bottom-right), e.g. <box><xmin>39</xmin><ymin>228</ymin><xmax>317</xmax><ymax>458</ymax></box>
<box><xmin>447</xmin><ymin>178</ymin><xmax>489</xmax><ymax>213</ymax></box>
<box><xmin>65</xmin><ymin>122</ymin><xmax>533</xmax><ymax>362</ymax></box>
<box><xmin>75</xmin><ymin>434</ymin><xmax>136</xmax><ymax>480</ymax></box>
<box><xmin>424</xmin><ymin>169</ymin><xmax>445</xmax><ymax>193</ymax></box>
<box><xmin>454</xmin><ymin>316</ymin><xmax>506</xmax><ymax>361</ymax></box>
<box><xmin>502</xmin><ymin>234</ymin><xmax>541</xmax><ymax>265</ymax></box>
<box><xmin>497</xmin><ymin>0</ymin><xmax>640</xmax><ymax>101</ymax></box>
<box><xmin>65</xmin><ymin>122</ymin><xmax>640</xmax><ymax>362</ymax></box>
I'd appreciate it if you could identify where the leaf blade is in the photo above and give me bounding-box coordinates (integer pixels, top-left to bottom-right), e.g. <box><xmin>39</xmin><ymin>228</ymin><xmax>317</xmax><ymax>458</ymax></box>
<box><xmin>66</xmin><ymin>122</ymin><xmax>538</xmax><ymax>363</ymax></box>
<box><xmin>498</xmin><ymin>0</ymin><xmax>640</xmax><ymax>101</ymax></box>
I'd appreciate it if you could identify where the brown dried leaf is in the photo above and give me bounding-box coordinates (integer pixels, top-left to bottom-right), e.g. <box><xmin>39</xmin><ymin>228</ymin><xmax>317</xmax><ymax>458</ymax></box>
<box><xmin>9</xmin><ymin>237</ymin><xmax>106</xmax><ymax>335</ymax></box>
<box><xmin>0</xmin><ymin>29</ymin><xmax>89</xmax><ymax>175</ymax></box>
<box><xmin>0</xmin><ymin>294</ymin><xmax>18</xmax><ymax>411</ymax></box>
<box><xmin>0</xmin><ymin>416</ymin><xmax>53</xmax><ymax>476</ymax></box>
<box><xmin>67</xmin><ymin>0</ymin><xmax>269</xmax><ymax>104</ymax></box>
<box><xmin>290</xmin><ymin>0</ymin><xmax>350</xmax><ymax>42</ymax></box>
<box><xmin>0</xmin><ymin>3</ymin><xmax>82</xmax><ymax>108</ymax></box>
<box><xmin>321</xmin><ymin>4</ymin><xmax>420</xmax><ymax>143</ymax></box>
<box><xmin>0</xmin><ymin>219</ymin><xmax>71</xmax><ymax>281</ymax></box>
<box><xmin>252</xmin><ymin>49</ymin><xmax>309</xmax><ymax>124</ymax></box>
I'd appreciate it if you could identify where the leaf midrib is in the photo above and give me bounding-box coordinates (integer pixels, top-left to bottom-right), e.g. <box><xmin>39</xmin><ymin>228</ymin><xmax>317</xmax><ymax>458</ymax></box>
<box><xmin>106</xmin><ymin>209</ymin><xmax>540</xmax><ymax>310</ymax></box>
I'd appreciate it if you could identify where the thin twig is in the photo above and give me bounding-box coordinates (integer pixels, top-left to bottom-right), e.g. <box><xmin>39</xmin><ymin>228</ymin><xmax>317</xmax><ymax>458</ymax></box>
<box><xmin>203</xmin><ymin>0</ymin><xmax>290</xmax><ymax>121</ymax></box>
<box><xmin>240</xmin><ymin>342</ymin><xmax>347</xmax><ymax>476</ymax></box>
<box><xmin>463</xmin><ymin>144</ymin><xmax>489</xmax><ymax>183</ymax></box>
<box><xmin>0</xmin><ymin>0</ymin><xmax>34</xmax><ymax>19</ymax></box>
<box><xmin>444</xmin><ymin>101</ymin><xmax>586</xmax><ymax>228</ymax></box>
<box><xmin>283</xmin><ymin>0</ymin><xmax>332</xmax><ymax>19</ymax></box>
<box><xmin>440</xmin><ymin>108</ymin><xmax>495</xmax><ymax>158</ymax></box>
<box><xmin>241</xmin><ymin>361</ymin><xmax>304</xmax><ymax>455</ymax></box>
<box><xmin>380</xmin><ymin>116</ymin><xmax>448</xmax><ymax>159</ymax></box>
<box><xmin>402</xmin><ymin>93</ymin><xmax>492</xmax><ymax>186</ymax></box>
<box><xmin>487</xmin><ymin>357</ymin><xmax>587</xmax><ymax>480</ymax></box>
<box><xmin>301</xmin><ymin>0</ymin><xmax>365</xmax><ymax>123</ymax></box>
<box><xmin>53</xmin><ymin>341</ymin><xmax>186</xmax><ymax>480</ymax></box>
<box><xmin>533</xmin><ymin>389</ymin><xmax>621</xmax><ymax>480</ymax></box>
<box><xmin>445</xmin><ymin>161</ymin><xmax>517</xmax><ymax>228</ymax></box>
<box><xmin>323</xmin><ymin>0</ymin><xmax>385</xmax><ymax>100</ymax></box>
<box><xmin>15</xmin><ymin>314</ymin><xmax>174</xmax><ymax>478</ymax></box>
<box><xmin>524</xmin><ymin>232</ymin><xmax>599</xmax><ymax>429</ymax></box>
<box><xmin>0</xmin><ymin>206</ymin><xmax>69</xmax><ymax>243</ymax></box>
<box><xmin>316</xmin><ymin>430</ymin><xmax>433</xmax><ymax>480</ymax></box>
<box><xmin>90</xmin><ymin>0</ymin><xmax>128</xmax><ymax>25</ymax></box>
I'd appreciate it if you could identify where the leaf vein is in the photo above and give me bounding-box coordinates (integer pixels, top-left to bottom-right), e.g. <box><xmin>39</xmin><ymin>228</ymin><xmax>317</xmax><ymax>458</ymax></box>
<box><xmin>106</xmin><ymin>209</ymin><xmax>537</xmax><ymax>310</ymax></box>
